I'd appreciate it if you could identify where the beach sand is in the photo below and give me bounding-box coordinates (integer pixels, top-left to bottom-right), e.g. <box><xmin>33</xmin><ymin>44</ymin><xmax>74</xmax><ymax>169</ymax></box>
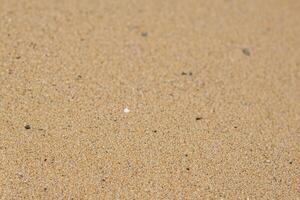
<box><xmin>0</xmin><ymin>0</ymin><xmax>300</xmax><ymax>199</ymax></box>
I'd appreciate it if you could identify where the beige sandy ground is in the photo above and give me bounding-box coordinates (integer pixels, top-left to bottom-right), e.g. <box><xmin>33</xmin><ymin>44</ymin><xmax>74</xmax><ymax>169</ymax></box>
<box><xmin>0</xmin><ymin>0</ymin><xmax>300</xmax><ymax>199</ymax></box>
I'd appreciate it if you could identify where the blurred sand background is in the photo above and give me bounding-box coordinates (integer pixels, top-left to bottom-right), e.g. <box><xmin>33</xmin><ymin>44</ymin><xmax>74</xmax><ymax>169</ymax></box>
<box><xmin>0</xmin><ymin>0</ymin><xmax>300</xmax><ymax>199</ymax></box>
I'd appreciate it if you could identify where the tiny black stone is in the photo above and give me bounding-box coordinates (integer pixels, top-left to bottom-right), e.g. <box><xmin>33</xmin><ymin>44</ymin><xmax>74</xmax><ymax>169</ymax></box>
<box><xmin>102</xmin><ymin>178</ymin><xmax>106</xmax><ymax>182</ymax></box>
<box><xmin>44</xmin><ymin>159</ymin><xmax>47</xmax><ymax>161</ymax></box>
<box><xmin>44</xmin><ymin>188</ymin><xmax>47</xmax><ymax>191</ymax></box>
<box><xmin>186</xmin><ymin>167</ymin><xmax>190</xmax><ymax>171</ymax></box>
<box><xmin>185</xmin><ymin>154</ymin><xmax>188</xmax><ymax>157</ymax></box>
<box><xmin>24</xmin><ymin>124</ymin><xmax>31</xmax><ymax>129</ymax></box>
<box><xmin>153</xmin><ymin>130</ymin><xmax>157</xmax><ymax>133</ymax></box>
<box><xmin>181</xmin><ymin>72</ymin><xmax>187</xmax><ymax>75</ymax></box>
<box><xmin>234</xmin><ymin>126</ymin><xmax>238</xmax><ymax>129</ymax></box>
<box><xmin>242</xmin><ymin>48</ymin><xmax>251</xmax><ymax>56</ymax></box>
<box><xmin>141</xmin><ymin>32</ymin><xmax>148</xmax><ymax>37</ymax></box>
<box><xmin>289</xmin><ymin>161</ymin><xmax>293</xmax><ymax>164</ymax></box>
<box><xmin>196</xmin><ymin>117</ymin><xmax>203</xmax><ymax>121</ymax></box>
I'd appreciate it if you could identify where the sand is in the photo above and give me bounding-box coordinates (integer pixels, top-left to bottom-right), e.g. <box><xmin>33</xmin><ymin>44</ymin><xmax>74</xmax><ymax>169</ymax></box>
<box><xmin>0</xmin><ymin>0</ymin><xmax>300</xmax><ymax>199</ymax></box>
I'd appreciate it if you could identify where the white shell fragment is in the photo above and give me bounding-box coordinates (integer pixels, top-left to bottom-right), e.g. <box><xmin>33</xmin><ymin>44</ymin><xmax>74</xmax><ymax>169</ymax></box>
<box><xmin>123</xmin><ymin>107</ymin><xmax>130</xmax><ymax>113</ymax></box>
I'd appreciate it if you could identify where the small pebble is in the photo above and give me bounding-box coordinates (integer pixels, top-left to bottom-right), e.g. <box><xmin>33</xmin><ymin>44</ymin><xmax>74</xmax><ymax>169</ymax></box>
<box><xmin>24</xmin><ymin>124</ymin><xmax>31</xmax><ymax>129</ymax></box>
<box><xmin>181</xmin><ymin>72</ymin><xmax>187</xmax><ymax>75</ymax></box>
<box><xmin>182</xmin><ymin>72</ymin><xmax>193</xmax><ymax>76</ymax></box>
<box><xmin>242</xmin><ymin>48</ymin><xmax>251</xmax><ymax>56</ymax></box>
<box><xmin>141</xmin><ymin>32</ymin><xmax>148</xmax><ymax>37</ymax></box>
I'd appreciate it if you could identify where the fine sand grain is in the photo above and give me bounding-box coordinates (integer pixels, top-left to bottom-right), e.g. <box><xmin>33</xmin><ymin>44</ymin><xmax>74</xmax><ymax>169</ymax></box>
<box><xmin>0</xmin><ymin>0</ymin><xmax>300</xmax><ymax>199</ymax></box>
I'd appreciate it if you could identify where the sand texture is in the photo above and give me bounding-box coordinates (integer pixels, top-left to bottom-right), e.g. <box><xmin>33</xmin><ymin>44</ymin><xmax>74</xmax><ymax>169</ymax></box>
<box><xmin>0</xmin><ymin>0</ymin><xmax>300</xmax><ymax>199</ymax></box>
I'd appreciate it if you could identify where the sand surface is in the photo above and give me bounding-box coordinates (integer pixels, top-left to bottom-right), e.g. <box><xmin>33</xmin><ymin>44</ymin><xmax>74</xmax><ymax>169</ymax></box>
<box><xmin>0</xmin><ymin>0</ymin><xmax>300</xmax><ymax>199</ymax></box>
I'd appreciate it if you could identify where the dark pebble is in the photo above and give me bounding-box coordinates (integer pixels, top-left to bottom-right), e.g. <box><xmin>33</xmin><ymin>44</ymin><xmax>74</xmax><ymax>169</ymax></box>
<box><xmin>182</xmin><ymin>72</ymin><xmax>192</xmax><ymax>76</ymax></box>
<box><xmin>24</xmin><ymin>124</ymin><xmax>31</xmax><ymax>129</ymax></box>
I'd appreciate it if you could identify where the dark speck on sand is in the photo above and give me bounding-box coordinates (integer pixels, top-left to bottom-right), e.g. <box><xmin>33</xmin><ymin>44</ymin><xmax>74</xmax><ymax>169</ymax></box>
<box><xmin>242</xmin><ymin>48</ymin><xmax>251</xmax><ymax>56</ymax></box>
<box><xmin>141</xmin><ymin>32</ymin><xmax>148</xmax><ymax>37</ymax></box>
<box><xmin>24</xmin><ymin>124</ymin><xmax>31</xmax><ymax>129</ymax></box>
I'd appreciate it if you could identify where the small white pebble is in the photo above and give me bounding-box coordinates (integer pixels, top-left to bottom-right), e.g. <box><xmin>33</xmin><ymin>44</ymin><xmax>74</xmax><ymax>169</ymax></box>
<box><xmin>123</xmin><ymin>107</ymin><xmax>130</xmax><ymax>113</ymax></box>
